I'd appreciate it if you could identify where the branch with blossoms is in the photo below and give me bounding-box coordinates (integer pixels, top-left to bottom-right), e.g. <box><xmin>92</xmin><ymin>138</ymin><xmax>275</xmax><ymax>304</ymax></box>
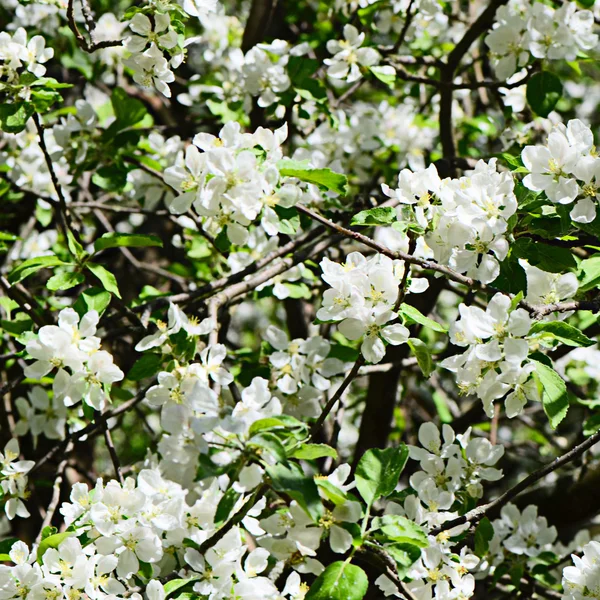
<box><xmin>3</xmin><ymin>1</ymin><xmax>600</xmax><ymax>600</ymax></box>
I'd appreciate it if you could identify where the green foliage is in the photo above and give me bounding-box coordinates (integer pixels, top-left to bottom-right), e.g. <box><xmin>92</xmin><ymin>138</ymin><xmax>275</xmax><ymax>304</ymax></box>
<box><xmin>0</xmin><ymin>103</ymin><xmax>34</xmax><ymax>133</ymax></box>
<box><xmin>529</xmin><ymin>321</ymin><xmax>596</xmax><ymax>348</ymax></box>
<box><xmin>355</xmin><ymin>446</ymin><xmax>409</xmax><ymax>506</ymax></box>
<box><xmin>533</xmin><ymin>360</ymin><xmax>570</xmax><ymax>429</ymax></box>
<box><xmin>94</xmin><ymin>233</ymin><xmax>164</xmax><ymax>253</ymax></box>
<box><xmin>86</xmin><ymin>262</ymin><xmax>121</xmax><ymax>298</ymax></box>
<box><xmin>526</xmin><ymin>72</ymin><xmax>563</xmax><ymax>118</ymax></box>
<box><xmin>8</xmin><ymin>255</ymin><xmax>69</xmax><ymax>284</ymax></box>
<box><xmin>474</xmin><ymin>517</ymin><xmax>494</xmax><ymax>557</ymax></box>
<box><xmin>305</xmin><ymin>561</ymin><xmax>369</xmax><ymax>600</ymax></box>
<box><xmin>291</xmin><ymin>443</ymin><xmax>338</xmax><ymax>460</ymax></box>
<box><xmin>277</xmin><ymin>160</ymin><xmax>348</xmax><ymax>195</ymax></box>
<box><xmin>266</xmin><ymin>462</ymin><xmax>323</xmax><ymax>521</ymax></box>
<box><xmin>400</xmin><ymin>304</ymin><xmax>447</xmax><ymax>333</ymax></box>
<box><xmin>372</xmin><ymin>514</ymin><xmax>429</xmax><ymax>548</ymax></box>
<box><xmin>351</xmin><ymin>207</ymin><xmax>397</xmax><ymax>226</ymax></box>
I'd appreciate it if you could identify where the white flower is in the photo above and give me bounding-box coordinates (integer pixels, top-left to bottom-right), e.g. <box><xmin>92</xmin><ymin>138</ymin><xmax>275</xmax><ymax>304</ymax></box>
<box><xmin>324</xmin><ymin>24</ymin><xmax>381</xmax><ymax>83</ymax></box>
<box><xmin>338</xmin><ymin>309</ymin><xmax>409</xmax><ymax>364</ymax></box>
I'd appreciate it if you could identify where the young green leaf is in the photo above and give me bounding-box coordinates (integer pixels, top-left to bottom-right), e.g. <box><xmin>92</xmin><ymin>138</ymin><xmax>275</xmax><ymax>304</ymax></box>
<box><xmin>267</xmin><ymin>462</ymin><xmax>323</xmax><ymax>521</ymax></box>
<box><xmin>372</xmin><ymin>514</ymin><xmax>429</xmax><ymax>548</ymax></box>
<box><xmin>94</xmin><ymin>233</ymin><xmax>164</xmax><ymax>253</ymax></box>
<box><xmin>73</xmin><ymin>287</ymin><xmax>112</xmax><ymax>317</ymax></box>
<box><xmin>529</xmin><ymin>321</ymin><xmax>595</xmax><ymax>348</ymax></box>
<box><xmin>86</xmin><ymin>262</ymin><xmax>121</xmax><ymax>298</ymax></box>
<box><xmin>355</xmin><ymin>445</ymin><xmax>409</xmax><ymax>505</ymax></box>
<box><xmin>291</xmin><ymin>443</ymin><xmax>338</xmax><ymax>460</ymax></box>
<box><xmin>369</xmin><ymin>66</ymin><xmax>396</xmax><ymax>87</ymax></box>
<box><xmin>127</xmin><ymin>353</ymin><xmax>162</xmax><ymax>381</ymax></box>
<box><xmin>0</xmin><ymin>102</ymin><xmax>35</xmax><ymax>133</ymax></box>
<box><xmin>532</xmin><ymin>360</ymin><xmax>569</xmax><ymax>429</ymax></box>
<box><xmin>46</xmin><ymin>271</ymin><xmax>85</xmax><ymax>291</ymax></box>
<box><xmin>277</xmin><ymin>159</ymin><xmax>348</xmax><ymax>195</ymax></box>
<box><xmin>350</xmin><ymin>207</ymin><xmax>397</xmax><ymax>227</ymax></box>
<box><xmin>8</xmin><ymin>255</ymin><xmax>68</xmax><ymax>284</ymax></box>
<box><xmin>407</xmin><ymin>338</ymin><xmax>433</xmax><ymax>377</ymax></box>
<box><xmin>474</xmin><ymin>517</ymin><xmax>494</xmax><ymax>557</ymax></box>
<box><xmin>305</xmin><ymin>561</ymin><xmax>368</xmax><ymax>600</ymax></box>
<box><xmin>400</xmin><ymin>304</ymin><xmax>447</xmax><ymax>333</ymax></box>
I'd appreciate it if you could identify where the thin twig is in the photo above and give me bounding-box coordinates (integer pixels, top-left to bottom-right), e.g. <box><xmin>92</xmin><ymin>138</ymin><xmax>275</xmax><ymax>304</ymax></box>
<box><xmin>35</xmin><ymin>446</ymin><xmax>72</xmax><ymax>544</ymax></box>
<box><xmin>432</xmin><ymin>426</ymin><xmax>600</xmax><ymax>534</ymax></box>
<box><xmin>311</xmin><ymin>356</ymin><xmax>365</xmax><ymax>438</ymax></box>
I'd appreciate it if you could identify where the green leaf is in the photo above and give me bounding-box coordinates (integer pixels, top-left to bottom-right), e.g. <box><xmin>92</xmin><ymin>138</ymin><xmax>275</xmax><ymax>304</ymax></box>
<box><xmin>94</xmin><ymin>233</ymin><xmax>163</xmax><ymax>253</ymax></box>
<box><xmin>127</xmin><ymin>353</ymin><xmax>162</xmax><ymax>381</ymax></box>
<box><xmin>305</xmin><ymin>561</ymin><xmax>368</xmax><ymax>600</ymax></box>
<box><xmin>578</xmin><ymin>255</ymin><xmax>600</xmax><ymax>292</ymax></box>
<box><xmin>400</xmin><ymin>304</ymin><xmax>447</xmax><ymax>333</ymax></box>
<box><xmin>576</xmin><ymin>0</ymin><xmax>595</xmax><ymax>9</ymax></box>
<box><xmin>111</xmin><ymin>87</ymin><xmax>147</xmax><ymax>129</ymax></box>
<box><xmin>86</xmin><ymin>262</ymin><xmax>121</xmax><ymax>298</ymax></box>
<box><xmin>407</xmin><ymin>338</ymin><xmax>433</xmax><ymax>377</ymax></box>
<box><xmin>214</xmin><ymin>488</ymin><xmax>240</xmax><ymax>525</ymax></box>
<box><xmin>0</xmin><ymin>537</ymin><xmax>18</xmax><ymax>561</ymax></box>
<box><xmin>512</xmin><ymin>238</ymin><xmax>576</xmax><ymax>273</ymax></box>
<box><xmin>277</xmin><ymin>159</ymin><xmax>348</xmax><ymax>195</ymax></box>
<box><xmin>66</xmin><ymin>230</ymin><xmax>86</xmax><ymax>260</ymax></box>
<box><xmin>46</xmin><ymin>271</ymin><xmax>85</xmax><ymax>291</ymax></box>
<box><xmin>474</xmin><ymin>517</ymin><xmax>494</xmax><ymax>558</ymax></box>
<box><xmin>164</xmin><ymin>579</ymin><xmax>199</xmax><ymax>598</ymax></box>
<box><xmin>273</xmin><ymin>206</ymin><xmax>300</xmax><ymax>236</ymax></box>
<box><xmin>0</xmin><ymin>102</ymin><xmax>35</xmax><ymax>133</ymax></box>
<box><xmin>355</xmin><ymin>446</ymin><xmax>409</xmax><ymax>506</ymax></box>
<box><xmin>350</xmin><ymin>207</ymin><xmax>397</xmax><ymax>227</ymax></box>
<box><xmin>249</xmin><ymin>416</ymin><xmax>308</xmax><ymax>437</ymax></box>
<box><xmin>583</xmin><ymin>414</ymin><xmax>600</xmax><ymax>436</ymax></box>
<box><xmin>532</xmin><ymin>360</ymin><xmax>569</xmax><ymax>429</ymax></box>
<box><xmin>8</xmin><ymin>255</ymin><xmax>67</xmax><ymax>284</ymax></box>
<box><xmin>385</xmin><ymin>543</ymin><xmax>422</xmax><ymax>578</ymax></box>
<box><xmin>266</xmin><ymin>462</ymin><xmax>323</xmax><ymax>521</ymax></box>
<box><xmin>529</xmin><ymin>321</ymin><xmax>595</xmax><ymax>347</ymax></box>
<box><xmin>249</xmin><ymin>432</ymin><xmax>288</xmax><ymax>463</ymax></box>
<box><xmin>37</xmin><ymin>532</ymin><xmax>74</xmax><ymax>563</ymax></box>
<box><xmin>526</xmin><ymin>72</ymin><xmax>563</xmax><ymax>118</ymax></box>
<box><xmin>373</xmin><ymin>515</ymin><xmax>429</xmax><ymax>548</ymax></box>
<box><xmin>73</xmin><ymin>287</ymin><xmax>112</xmax><ymax>317</ymax></box>
<box><xmin>369</xmin><ymin>65</ymin><xmax>396</xmax><ymax>87</ymax></box>
<box><xmin>291</xmin><ymin>443</ymin><xmax>338</xmax><ymax>460</ymax></box>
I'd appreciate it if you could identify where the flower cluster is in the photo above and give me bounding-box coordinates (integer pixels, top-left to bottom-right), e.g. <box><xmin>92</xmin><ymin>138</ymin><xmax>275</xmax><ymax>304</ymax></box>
<box><xmin>441</xmin><ymin>293</ymin><xmax>537</xmax><ymax>418</ymax></box>
<box><xmin>0</xmin><ymin>440</ymin><xmax>33</xmax><ymax>520</ymax></box>
<box><xmin>123</xmin><ymin>12</ymin><xmax>182</xmax><ymax>98</ymax></box>
<box><xmin>490</xmin><ymin>504</ymin><xmax>558</xmax><ymax>563</ymax></box>
<box><xmin>263</xmin><ymin>325</ymin><xmax>346</xmax><ymax>417</ymax></box>
<box><xmin>0</xmin><ymin>27</ymin><xmax>53</xmax><ymax>84</ymax></box>
<box><xmin>383</xmin><ymin>159</ymin><xmax>518</xmax><ymax>284</ymax></box>
<box><xmin>163</xmin><ymin>121</ymin><xmax>314</xmax><ymax>244</ymax></box>
<box><xmin>24</xmin><ymin>308</ymin><xmax>124</xmax><ymax>411</ymax></box>
<box><xmin>562</xmin><ymin>540</ymin><xmax>600</xmax><ymax>600</ymax></box>
<box><xmin>522</xmin><ymin>118</ymin><xmax>600</xmax><ymax>224</ymax></box>
<box><xmin>324</xmin><ymin>24</ymin><xmax>384</xmax><ymax>83</ymax></box>
<box><xmin>485</xmin><ymin>0</ymin><xmax>598</xmax><ymax>80</ymax></box>
<box><xmin>317</xmin><ymin>251</ymin><xmax>427</xmax><ymax>363</ymax></box>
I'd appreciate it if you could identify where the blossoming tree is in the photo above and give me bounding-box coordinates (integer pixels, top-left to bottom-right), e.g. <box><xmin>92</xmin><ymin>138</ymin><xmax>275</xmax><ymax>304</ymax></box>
<box><xmin>2</xmin><ymin>0</ymin><xmax>600</xmax><ymax>598</ymax></box>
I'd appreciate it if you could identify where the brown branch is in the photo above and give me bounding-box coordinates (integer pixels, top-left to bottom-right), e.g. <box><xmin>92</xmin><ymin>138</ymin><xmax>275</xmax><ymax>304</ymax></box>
<box><xmin>432</xmin><ymin>426</ymin><xmax>600</xmax><ymax>534</ymax></box>
<box><xmin>35</xmin><ymin>447</ymin><xmax>71</xmax><ymax>544</ymax></box>
<box><xmin>241</xmin><ymin>0</ymin><xmax>276</xmax><ymax>52</ymax></box>
<box><xmin>310</xmin><ymin>356</ymin><xmax>365</xmax><ymax>438</ymax></box>
<box><xmin>99</xmin><ymin>412</ymin><xmax>124</xmax><ymax>484</ymax></box>
<box><xmin>67</xmin><ymin>0</ymin><xmax>122</xmax><ymax>52</ymax></box>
